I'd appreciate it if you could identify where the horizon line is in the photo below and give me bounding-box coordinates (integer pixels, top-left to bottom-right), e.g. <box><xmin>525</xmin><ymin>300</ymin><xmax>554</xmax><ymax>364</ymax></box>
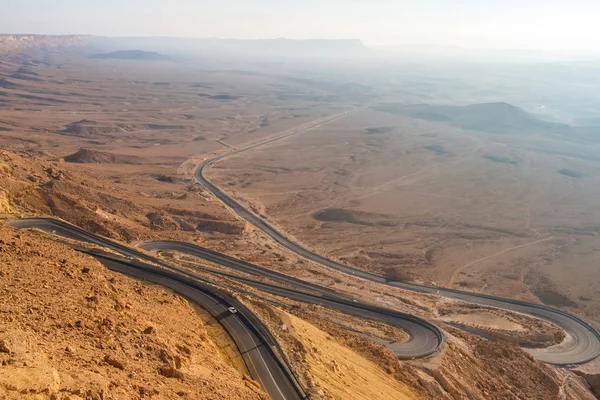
<box><xmin>2</xmin><ymin>33</ymin><xmax>599</xmax><ymax>54</ymax></box>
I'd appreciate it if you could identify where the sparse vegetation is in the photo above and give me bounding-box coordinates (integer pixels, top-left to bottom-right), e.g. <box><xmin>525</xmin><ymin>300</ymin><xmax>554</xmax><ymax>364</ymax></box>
<box><xmin>153</xmin><ymin>174</ymin><xmax>176</xmax><ymax>183</ymax></box>
<box><xmin>259</xmin><ymin>116</ymin><xmax>270</xmax><ymax>128</ymax></box>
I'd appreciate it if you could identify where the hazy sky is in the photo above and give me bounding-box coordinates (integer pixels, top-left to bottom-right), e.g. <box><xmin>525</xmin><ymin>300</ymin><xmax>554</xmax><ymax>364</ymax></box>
<box><xmin>1</xmin><ymin>0</ymin><xmax>598</xmax><ymax>50</ymax></box>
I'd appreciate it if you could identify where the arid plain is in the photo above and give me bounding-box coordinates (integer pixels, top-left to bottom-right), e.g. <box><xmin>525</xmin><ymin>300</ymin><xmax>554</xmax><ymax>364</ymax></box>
<box><xmin>209</xmin><ymin>106</ymin><xmax>600</xmax><ymax>324</ymax></box>
<box><xmin>1</xmin><ymin>39</ymin><xmax>600</xmax><ymax>399</ymax></box>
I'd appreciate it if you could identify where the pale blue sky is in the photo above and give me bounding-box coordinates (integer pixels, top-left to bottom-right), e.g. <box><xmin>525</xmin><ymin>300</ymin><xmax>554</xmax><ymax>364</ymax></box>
<box><xmin>1</xmin><ymin>0</ymin><xmax>598</xmax><ymax>50</ymax></box>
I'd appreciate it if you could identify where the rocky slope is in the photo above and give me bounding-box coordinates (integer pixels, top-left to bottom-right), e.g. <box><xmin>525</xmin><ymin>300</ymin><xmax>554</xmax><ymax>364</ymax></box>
<box><xmin>63</xmin><ymin>148</ymin><xmax>145</xmax><ymax>164</ymax></box>
<box><xmin>239</xmin><ymin>295</ymin><xmax>594</xmax><ymax>400</ymax></box>
<box><xmin>0</xmin><ymin>224</ymin><xmax>266</xmax><ymax>399</ymax></box>
<box><xmin>0</xmin><ymin>35</ymin><xmax>90</xmax><ymax>61</ymax></box>
<box><xmin>1</xmin><ymin>148</ymin><xmax>598</xmax><ymax>398</ymax></box>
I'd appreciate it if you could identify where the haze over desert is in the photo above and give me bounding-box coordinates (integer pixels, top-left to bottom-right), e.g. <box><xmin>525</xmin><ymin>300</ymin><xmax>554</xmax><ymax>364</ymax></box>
<box><xmin>2</xmin><ymin>2</ymin><xmax>600</xmax><ymax>398</ymax></box>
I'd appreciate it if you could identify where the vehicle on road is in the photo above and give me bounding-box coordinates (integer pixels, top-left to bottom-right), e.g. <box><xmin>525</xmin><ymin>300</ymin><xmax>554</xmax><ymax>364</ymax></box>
<box><xmin>228</xmin><ymin>306</ymin><xmax>238</xmax><ymax>314</ymax></box>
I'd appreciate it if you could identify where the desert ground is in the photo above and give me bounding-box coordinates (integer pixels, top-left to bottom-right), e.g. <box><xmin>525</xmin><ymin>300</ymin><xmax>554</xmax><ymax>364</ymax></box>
<box><xmin>209</xmin><ymin>106</ymin><xmax>600</xmax><ymax>324</ymax></box>
<box><xmin>1</xmin><ymin>39</ymin><xmax>599</xmax><ymax>399</ymax></box>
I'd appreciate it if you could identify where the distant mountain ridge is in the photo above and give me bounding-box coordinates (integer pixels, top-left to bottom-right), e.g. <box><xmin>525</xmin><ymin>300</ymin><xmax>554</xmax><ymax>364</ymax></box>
<box><xmin>374</xmin><ymin>102</ymin><xmax>600</xmax><ymax>144</ymax></box>
<box><xmin>0</xmin><ymin>34</ymin><xmax>370</xmax><ymax>59</ymax></box>
<box><xmin>89</xmin><ymin>37</ymin><xmax>370</xmax><ymax>58</ymax></box>
<box><xmin>373</xmin><ymin>102</ymin><xmax>561</xmax><ymax>134</ymax></box>
<box><xmin>0</xmin><ymin>34</ymin><xmax>90</xmax><ymax>61</ymax></box>
<box><xmin>91</xmin><ymin>49</ymin><xmax>170</xmax><ymax>61</ymax></box>
<box><xmin>0</xmin><ymin>34</ymin><xmax>89</xmax><ymax>51</ymax></box>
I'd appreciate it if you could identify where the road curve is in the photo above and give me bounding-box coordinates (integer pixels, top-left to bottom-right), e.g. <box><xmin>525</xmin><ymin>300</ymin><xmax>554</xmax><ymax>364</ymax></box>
<box><xmin>196</xmin><ymin>133</ymin><xmax>600</xmax><ymax>366</ymax></box>
<box><xmin>6</xmin><ymin>218</ymin><xmax>304</xmax><ymax>400</ymax></box>
<box><xmin>139</xmin><ymin>240</ymin><xmax>442</xmax><ymax>359</ymax></box>
<box><xmin>6</xmin><ymin>217</ymin><xmax>442</xmax><ymax>360</ymax></box>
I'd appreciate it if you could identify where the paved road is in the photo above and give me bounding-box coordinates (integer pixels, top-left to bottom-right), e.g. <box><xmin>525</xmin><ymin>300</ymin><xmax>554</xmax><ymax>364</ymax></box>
<box><xmin>195</xmin><ymin>129</ymin><xmax>600</xmax><ymax>366</ymax></box>
<box><xmin>6</xmin><ymin>218</ymin><xmax>304</xmax><ymax>400</ymax></box>
<box><xmin>7</xmin><ymin>217</ymin><xmax>442</xmax><ymax>360</ymax></box>
<box><xmin>139</xmin><ymin>240</ymin><xmax>442</xmax><ymax>359</ymax></box>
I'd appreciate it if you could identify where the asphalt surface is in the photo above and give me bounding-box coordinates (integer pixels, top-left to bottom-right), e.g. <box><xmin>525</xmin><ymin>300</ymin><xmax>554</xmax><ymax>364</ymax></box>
<box><xmin>139</xmin><ymin>240</ymin><xmax>442</xmax><ymax>359</ymax></box>
<box><xmin>6</xmin><ymin>111</ymin><xmax>595</xmax><ymax>398</ymax></box>
<box><xmin>7</xmin><ymin>217</ymin><xmax>442</xmax><ymax>359</ymax></box>
<box><xmin>6</xmin><ymin>218</ymin><xmax>303</xmax><ymax>400</ymax></box>
<box><xmin>195</xmin><ymin>133</ymin><xmax>600</xmax><ymax>366</ymax></box>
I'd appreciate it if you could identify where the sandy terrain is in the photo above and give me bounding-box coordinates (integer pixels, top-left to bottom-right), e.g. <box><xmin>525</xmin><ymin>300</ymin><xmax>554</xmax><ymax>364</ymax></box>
<box><xmin>441</xmin><ymin>311</ymin><xmax>525</xmax><ymax>332</ymax></box>
<box><xmin>285</xmin><ymin>314</ymin><xmax>416</xmax><ymax>400</ymax></box>
<box><xmin>238</xmin><ymin>295</ymin><xmax>592</xmax><ymax>400</ymax></box>
<box><xmin>0</xmin><ymin>53</ymin><xmax>347</xmax><ymax>246</ymax></box>
<box><xmin>208</xmin><ymin>107</ymin><xmax>600</xmax><ymax>325</ymax></box>
<box><xmin>2</xmin><ymin>144</ymin><xmax>587</xmax><ymax>398</ymax></box>
<box><xmin>1</xmin><ymin>41</ymin><xmax>599</xmax><ymax>399</ymax></box>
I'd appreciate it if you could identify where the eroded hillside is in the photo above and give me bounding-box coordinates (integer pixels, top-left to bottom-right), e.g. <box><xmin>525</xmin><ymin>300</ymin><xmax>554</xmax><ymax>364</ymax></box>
<box><xmin>1</xmin><ymin>47</ymin><xmax>599</xmax><ymax>399</ymax></box>
<box><xmin>0</xmin><ymin>224</ymin><xmax>268</xmax><ymax>400</ymax></box>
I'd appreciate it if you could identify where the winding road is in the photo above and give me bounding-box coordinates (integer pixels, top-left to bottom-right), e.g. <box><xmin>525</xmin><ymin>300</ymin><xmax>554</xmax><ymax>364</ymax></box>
<box><xmin>4</xmin><ymin>113</ymin><xmax>599</xmax><ymax>400</ymax></box>
<box><xmin>195</xmin><ymin>114</ymin><xmax>600</xmax><ymax>366</ymax></box>
<box><xmin>6</xmin><ymin>218</ymin><xmax>304</xmax><ymax>400</ymax></box>
<box><xmin>138</xmin><ymin>240</ymin><xmax>442</xmax><ymax>359</ymax></box>
<box><xmin>7</xmin><ymin>217</ymin><xmax>442</xmax><ymax>357</ymax></box>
